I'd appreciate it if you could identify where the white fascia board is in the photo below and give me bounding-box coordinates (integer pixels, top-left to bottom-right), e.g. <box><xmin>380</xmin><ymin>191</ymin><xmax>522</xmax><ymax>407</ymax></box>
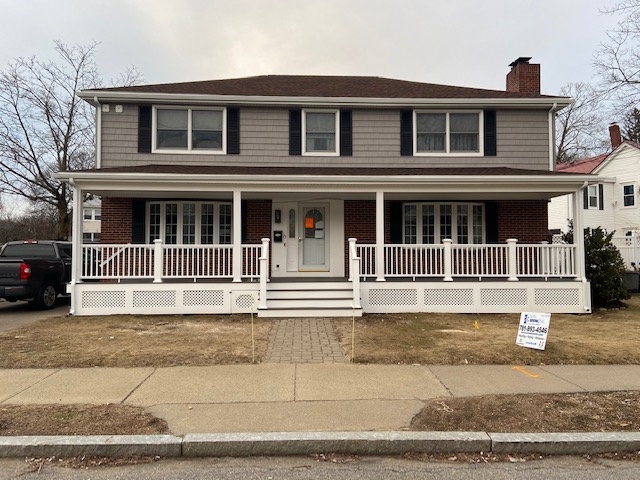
<box><xmin>56</xmin><ymin>171</ymin><xmax>601</xmax><ymax>194</ymax></box>
<box><xmin>77</xmin><ymin>90</ymin><xmax>573</xmax><ymax>109</ymax></box>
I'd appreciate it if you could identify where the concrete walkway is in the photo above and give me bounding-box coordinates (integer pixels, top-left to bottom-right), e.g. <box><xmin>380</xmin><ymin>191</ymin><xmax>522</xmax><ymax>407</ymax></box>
<box><xmin>2</xmin><ymin>364</ymin><xmax>640</xmax><ymax>435</ymax></box>
<box><xmin>264</xmin><ymin>318</ymin><xmax>346</xmax><ymax>363</ymax></box>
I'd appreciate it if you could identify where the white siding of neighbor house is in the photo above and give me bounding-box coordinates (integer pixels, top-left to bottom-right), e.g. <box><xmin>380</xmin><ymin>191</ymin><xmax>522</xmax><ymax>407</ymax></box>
<box><xmin>99</xmin><ymin>104</ymin><xmax>551</xmax><ymax>170</ymax></box>
<box><xmin>548</xmin><ymin>144</ymin><xmax>640</xmax><ymax>235</ymax></box>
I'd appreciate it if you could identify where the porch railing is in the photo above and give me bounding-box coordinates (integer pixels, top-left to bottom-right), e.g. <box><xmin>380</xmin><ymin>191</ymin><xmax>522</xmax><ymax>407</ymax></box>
<box><xmin>80</xmin><ymin>241</ymin><xmax>263</xmax><ymax>281</ymax></box>
<box><xmin>612</xmin><ymin>234</ymin><xmax>640</xmax><ymax>269</ymax></box>
<box><xmin>350</xmin><ymin>239</ymin><xmax>578</xmax><ymax>280</ymax></box>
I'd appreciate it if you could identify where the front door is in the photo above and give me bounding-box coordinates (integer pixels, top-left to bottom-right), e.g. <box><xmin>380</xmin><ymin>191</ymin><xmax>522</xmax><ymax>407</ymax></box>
<box><xmin>300</xmin><ymin>205</ymin><xmax>329</xmax><ymax>271</ymax></box>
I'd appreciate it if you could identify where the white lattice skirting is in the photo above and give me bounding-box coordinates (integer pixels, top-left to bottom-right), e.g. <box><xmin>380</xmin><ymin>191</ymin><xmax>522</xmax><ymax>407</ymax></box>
<box><xmin>360</xmin><ymin>281</ymin><xmax>591</xmax><ymax>314</ymax></box>
<box><xmin>73</xmin><ymin>283</ymin><xmax>259</xmax><ymax>316</ymax></box>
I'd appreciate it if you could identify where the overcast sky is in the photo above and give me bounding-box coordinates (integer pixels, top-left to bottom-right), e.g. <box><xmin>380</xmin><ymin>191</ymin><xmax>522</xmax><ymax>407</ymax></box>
<box><xmin>0</xmin><ymin>0</ymin><xmax>623</xmax><ymax>94</ymax></box>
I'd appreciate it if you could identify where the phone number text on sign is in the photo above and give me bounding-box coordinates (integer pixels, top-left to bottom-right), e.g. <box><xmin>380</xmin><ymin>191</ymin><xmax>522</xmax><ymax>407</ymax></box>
<box><xmin>516</xmin><ymin>312</ymin><xmax>551</xmax><ymax>350</ymax></box>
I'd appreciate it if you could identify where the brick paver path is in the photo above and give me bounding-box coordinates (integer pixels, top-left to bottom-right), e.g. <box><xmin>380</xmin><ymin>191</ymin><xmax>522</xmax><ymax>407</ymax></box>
<box><xmin>265</xmin><ymin>318</ymin><xmax>347</xmax><ymax>363</ymax></box>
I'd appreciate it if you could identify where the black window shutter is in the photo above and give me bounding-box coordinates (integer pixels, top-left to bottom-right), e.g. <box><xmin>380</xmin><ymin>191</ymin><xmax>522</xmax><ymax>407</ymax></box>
<box><xmin>289</xmin><ymin>109</ymin><xmax>302</xmax><ymax>155</ymax></box>
<box><xmin>390</xmin><ymin>201</ymin><xmax>404</xmax><ymax>244</ymax></box>
<box><xmin>583</xmin><ymin>187</ymin><xmax>588</xmax><ymax>210</ymax></box>
<box><xmin>400</xmin><ymin>110</ymin><xmax>413</xmax><ymax>156</ymax></box>
<box><xmin>241</xmin><ymin>200</ymin><xmax>248</xmax><ymax>244</ymax></box>
<box><xmin>484</xmin><ymin>110</ymin><xmax>497</xmax><ymax>157</ymax></box>
<box><xmin>339</xmin><ymin>110</ymin><xmax>352</xmax><ymax>156</ymax></box>
<box><xmin>138</xmin><ymin>106</ymin><xmax>152</xmax><ymax>153</ymax></box>
<box><xmin>485</xmin><ymin>201</ymin><xmax>499</xmax><ymax>243</ymax></box>
<box><xmin>598</xmin><ymin>184</ymin><xmax>604</xmax><ymax>210</ymax></box>
<box><xmin>131</xmin><ymin>199</ymin><xmax>146</xmax><ymax>244</ymax></box>
<box><xmin>227</xmin><ymin>107</ymin><xmax>240</xmax><ymax>154</ymax></box>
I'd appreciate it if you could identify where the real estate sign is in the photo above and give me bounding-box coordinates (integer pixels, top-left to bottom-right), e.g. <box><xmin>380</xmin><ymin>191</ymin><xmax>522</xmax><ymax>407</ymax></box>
<box><xmin>516</xmin><ymin>312</ymin><xmax>551</xmax><ymax>350</ymax></box>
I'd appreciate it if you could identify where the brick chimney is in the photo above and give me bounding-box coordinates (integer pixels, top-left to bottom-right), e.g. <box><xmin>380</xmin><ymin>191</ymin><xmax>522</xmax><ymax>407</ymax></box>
<box><xmin>609</xmin><ymin>123</ymin><xmax>622</xmax><ymax>149</ymax></box>
<box><xmin>506</xmin><ymin>57</ymin><xmax>540</xmax><ymax>95</ymax></box>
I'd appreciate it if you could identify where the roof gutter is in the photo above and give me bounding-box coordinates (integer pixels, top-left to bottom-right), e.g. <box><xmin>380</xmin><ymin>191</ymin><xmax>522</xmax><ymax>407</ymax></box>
<box><xmin>77</xmin><ymin>90</ymin><xmax>573</xmax><ymax>109</ymax></box>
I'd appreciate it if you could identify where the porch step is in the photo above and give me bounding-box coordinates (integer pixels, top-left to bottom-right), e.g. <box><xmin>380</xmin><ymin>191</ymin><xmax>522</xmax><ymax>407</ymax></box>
<box><xmin>258</xmin><ymin>281</ymin><xmax>362</xmax><ymax>318</ymax></box>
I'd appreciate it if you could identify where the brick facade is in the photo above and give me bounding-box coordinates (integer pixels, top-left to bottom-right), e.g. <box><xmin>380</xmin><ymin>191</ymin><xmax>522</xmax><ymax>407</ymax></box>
<box><xmin>101</xmin><ymin>197</ymin><xmax>133</xmax><ymax>244</ymax></box>
<box><xmin>245</xmin><ymin>200</ymin><xmax>272</xmax><ymax>243</ymax></box>
<box><xmin>497</xmin><ymin>200</ymin><xmax>548</xmax><ymax>243</ymax></box>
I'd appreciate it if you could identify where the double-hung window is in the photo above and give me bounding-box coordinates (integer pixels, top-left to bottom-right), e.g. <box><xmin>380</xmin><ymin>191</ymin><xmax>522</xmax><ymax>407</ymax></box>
<box><xmin>414</xmin><ymin>111</ymin><xmax>482</xmax><ymax>155</ymax></box>
<box><xmin>302</xmin><ymin>110</ymin><xmax>339</xmax><ymax>155</ymax></box>
<box><xmin>154</xmin><ymin>107</ymin><xmax>225</xmax><ymax>153</ymax></box>
<box><xmin>587</xmin><ymin>185</ymin><xmax>599</xmax><ymax>209</ymax></box>
<box><xmin>147</xmin><ymin>201</ymin><xmax>232</xmax><ymax>244</ymax></box>
<box><xmin>623</xmin><ymin>183</ymin><xmax>636</xmax><ymax>207</ymax></box>
<box><xmin>403</xmin><ymin>203</ymin><xmax>484</xmax><ymax>244</ymax></box>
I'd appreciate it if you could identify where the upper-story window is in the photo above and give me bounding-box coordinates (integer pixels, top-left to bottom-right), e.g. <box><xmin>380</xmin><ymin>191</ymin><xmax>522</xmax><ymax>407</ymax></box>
<box><xmin>83</xmin><ymin>208</ymin><xmax>101</xmax><ymax>220</ymax></box>
<box><xmin>587</xmin><ymin>185</ymin><xmax>599</xmax><ymax>209</ymax></box>
<box><xmin>414</xmin><ymin>111</ymin><xmax>483</xmax><ymax>155</ymax></box>
<box><xmin>302</xmin><ymin>110</ymin><xmax>339</xmax><ymax>155</ymax></box>
<box><xmin>153</xmin><ymin>107</ymin><xmax>226</xmax><ymax>154</ymax></box>
<box><xmin>623</xmin><ymin>183</ymin><xmax>636</xmax><ymax>207</ymax></box>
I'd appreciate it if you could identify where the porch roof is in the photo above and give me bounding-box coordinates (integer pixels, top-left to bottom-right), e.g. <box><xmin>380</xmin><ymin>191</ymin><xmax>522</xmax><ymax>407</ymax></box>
<box><xmin>56</xmin><ymin>165</ymin><xmax>600</xmax><ymax>200</ymax></box>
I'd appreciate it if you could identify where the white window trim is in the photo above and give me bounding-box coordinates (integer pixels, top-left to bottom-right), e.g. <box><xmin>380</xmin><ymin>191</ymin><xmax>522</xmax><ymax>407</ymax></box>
<box><xmin>622</xmin><ymin>182</ymin><xmax>636</xmax><ymax>208</ymax></box>
<box><xmin>83</xmin><ymin>208</ymin><xmax>101</xmax><ymax>220</ymax></box>
<box><xmin>587</xmin><ymin>184</ymin><xmax>600</xmax><ymax>210</ymax></box>
<box><xmin>146</xmin><ymin>201</ymin><xmax>233</xmax><ymax>245</ymax></box>
<box><xmin>152</xmin><ymin>106</ymin><xmax>227</xmax><ymax>155</ymax></box>
<box><xmin>402</xmin><ymin>202</ymin><xmax>486</xmax><ymax>245</ymax></box>
<box><xmin>302</xmin><ymin>109</ymin><xmax>340</xmax><ymax>156</ymax></box>
<box><xmin>413</xmin><ymin>110</ymin><xmax>484</xmax><ymax>157</ymax></box>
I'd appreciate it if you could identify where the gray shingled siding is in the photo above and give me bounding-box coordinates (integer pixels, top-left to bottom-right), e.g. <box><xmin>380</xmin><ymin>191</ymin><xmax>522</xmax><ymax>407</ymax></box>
<box><xmin>100</xmin><ymin>104</ymin><xmax>550</xmax><ymax>170</ymax></box>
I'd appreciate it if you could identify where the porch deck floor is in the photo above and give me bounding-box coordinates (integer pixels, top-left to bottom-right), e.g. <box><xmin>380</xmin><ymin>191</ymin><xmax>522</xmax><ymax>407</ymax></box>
<box><xmin>264</xmin><ymin>318</ymin><xmax>346</xmax><ymax>364</ymax></box>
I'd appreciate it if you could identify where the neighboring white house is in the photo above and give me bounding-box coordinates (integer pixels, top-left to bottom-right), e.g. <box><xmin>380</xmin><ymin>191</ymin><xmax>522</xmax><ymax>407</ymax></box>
<box><xmin>82</xmin><ymin>198</ymin><xmax>101</xmax><ymax>243</ymax></box>
<box><xmin>549</xmin><ymin>124</ymin><xmax>640</xmax><ymax>267</ymax></box>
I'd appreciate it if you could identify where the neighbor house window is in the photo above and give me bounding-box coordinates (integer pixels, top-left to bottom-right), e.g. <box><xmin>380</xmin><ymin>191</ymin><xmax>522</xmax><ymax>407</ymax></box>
<box><xmin>587</xmin><ymin>185</ymin><xmax>599</xmax><ymax>209</ymax></box>
<box><xmin>154</xmin><ymin>107</ymin><xmax>225</xmax><ymax>153</ymax></box>
<box><xmin>82</xmin><ymin>232</ymin><xmax>100</xmax><ymax>243</ymax></box>
<box><xmin>83</xmin><ymin>208</ymin><xmax>101</xmax><ymax>220</ymax></box>
<box><xmin>623</xmin><ymin>184</ymin><xmax>636</xmax><ymax>207</ymax></box>
<box><xmin>147</xmin><ymin>201</ymin><xmax>232</xmax><ymax>244</ymax></box>
<box><xmin>403</xmin><ymin>203</ymin><xmax>484</xmax><ymax>244</ymax></box>
<box><xmin>414</xmin><ymin>111</ymin><xmax>482</xmax><ymax>155</ymax></box>
<box><xmin>303</xmin><ymin>110</ymin><xmax>339</xmax><ymax>155</ymax></box>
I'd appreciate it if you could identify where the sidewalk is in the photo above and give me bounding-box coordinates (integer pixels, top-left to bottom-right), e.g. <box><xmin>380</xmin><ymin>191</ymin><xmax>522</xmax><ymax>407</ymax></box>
<box><xmin>2</xmin><ymin>364</ymin><xmax>640</xmax><ymax>434</ymax></box>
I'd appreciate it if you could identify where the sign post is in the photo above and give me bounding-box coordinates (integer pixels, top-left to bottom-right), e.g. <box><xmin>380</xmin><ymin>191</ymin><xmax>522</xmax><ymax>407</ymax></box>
<box><xmin>516</xmin><ymin>312</ymin><xmax>551</xmax><ymax>350</ymax></box>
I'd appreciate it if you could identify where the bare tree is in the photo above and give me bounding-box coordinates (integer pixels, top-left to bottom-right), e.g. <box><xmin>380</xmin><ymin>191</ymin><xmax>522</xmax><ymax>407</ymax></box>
<box><xmin>595</xmin><ymin>0</ymin><xmax>640</xmax><ymax>111</ymax></box>
<box><xmin>0</xmin><ymin>42</ymin><xmax>142</xmax><ymax>241</ymax></box>
<box><xmin>555</xmin><ymin>82</ymin><xmax>610</xmax><ymax>163</ymax></box>
<box><xmin>0</xmin><ymin>42</ymin><xmax>100</xmax><ymax>240</ymax></box>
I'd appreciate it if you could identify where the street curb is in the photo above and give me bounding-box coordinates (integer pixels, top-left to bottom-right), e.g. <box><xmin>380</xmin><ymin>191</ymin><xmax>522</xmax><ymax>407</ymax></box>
<box><xmin>0</xmin><ymin>432</ymin><xmax>638</xmax><ymax>458</ymax></box>
<box><xmin>0</xmin><ymin>435</ymin><xmax>182</xmax><ymax>458</ymax></box>
<box><xmin>182</xmin><ymin>432</ymin><xmax>490</xmax><ymax>456</ymax></box>
<box><xmin>490</xmin><ymin>432</ymin><xmax>640</xmax><ymax>454</ymax></box>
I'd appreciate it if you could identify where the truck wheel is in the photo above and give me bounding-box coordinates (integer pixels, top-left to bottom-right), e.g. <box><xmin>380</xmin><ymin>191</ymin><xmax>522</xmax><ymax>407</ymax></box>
<box><xmin>34</xmin><ymin>282</ymin><xmax>57</xmax><ymax>310</ymax></box>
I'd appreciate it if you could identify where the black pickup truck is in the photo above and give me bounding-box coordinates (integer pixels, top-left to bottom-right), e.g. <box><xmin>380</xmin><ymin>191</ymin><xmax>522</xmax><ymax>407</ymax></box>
<box><xmin>0</xmin><ymin>240</ymin><xmax>72</xmax><ymax>309</ymax></box>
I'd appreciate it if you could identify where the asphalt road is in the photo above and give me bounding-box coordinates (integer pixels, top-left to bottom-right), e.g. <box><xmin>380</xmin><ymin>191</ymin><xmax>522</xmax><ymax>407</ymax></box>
<box><xmin>0</xmin><ymin>296</ymin><xmax>70</xmax><ymax>332</ymax></box>
<box><xmin>0</xmin><ymin>456</ymin><xmax>638</xmax><ymax>480</ymax></box>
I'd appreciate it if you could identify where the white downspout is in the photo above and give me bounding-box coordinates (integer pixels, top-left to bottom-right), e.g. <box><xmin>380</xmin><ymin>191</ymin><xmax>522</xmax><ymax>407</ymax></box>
<box><xmin>548</xmin><ymin>102</ymin><xmax>559</xmax><ymax>171</ymax></box>
<box><xmin>94</xmin><ymin>96</ymin><xmax>102</xmax><ymax>169</ymax></box>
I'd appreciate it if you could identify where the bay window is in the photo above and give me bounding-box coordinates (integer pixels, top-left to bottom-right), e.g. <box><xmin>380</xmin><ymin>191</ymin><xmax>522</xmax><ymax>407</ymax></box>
<box><xmin>147</xmin><ymin>201</ymin><xmax>232</xmax><ymax>244</ymax></box>
<box><xmin>403</xmin><ymin>202</ymin><xmax>485</xmax><ymax>244</ymax></box>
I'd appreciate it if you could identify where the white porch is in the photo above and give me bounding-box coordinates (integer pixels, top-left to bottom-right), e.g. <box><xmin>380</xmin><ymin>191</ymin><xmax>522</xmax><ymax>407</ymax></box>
<box><xmin>57</xmin><ymin>166</ymin><xmax>597</xmax><ymax>317</ymax></box>
<box><xmin>69</xmin><ymin>238</ymin><xmax>590</xmax><ymax>316</ymax></box>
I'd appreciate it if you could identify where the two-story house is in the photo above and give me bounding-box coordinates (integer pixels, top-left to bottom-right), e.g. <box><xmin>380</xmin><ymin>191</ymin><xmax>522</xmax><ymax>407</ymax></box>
<box><xmin>57</xmin><ymin>58</ymin><xmax>598</xmax><ymax>317</ymax></box>
<box><xmin>549</xmin><ymin>123</ymin><xmax>640</xmax><ymax>267</ymax></box>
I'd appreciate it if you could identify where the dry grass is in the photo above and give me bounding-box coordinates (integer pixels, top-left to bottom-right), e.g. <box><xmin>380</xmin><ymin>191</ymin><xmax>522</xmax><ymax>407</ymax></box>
<box><xmin>411</xmin><ymin>391</ymin><xmax>640</xmax><ymax>433</ymax></box>
<box><xmin>0</xmin><ymin>314</ymin><xmax>271</xmax><ymax>368</ymax></box>
<box><xmin>333</xmin><ymin>295</ymin><xmax>640</xmax><ymax>365</ymax></box>
<box><xmin>0</xmin><ymin>405</ymin><xmax>168</xmax><ymax>436</ymax></box>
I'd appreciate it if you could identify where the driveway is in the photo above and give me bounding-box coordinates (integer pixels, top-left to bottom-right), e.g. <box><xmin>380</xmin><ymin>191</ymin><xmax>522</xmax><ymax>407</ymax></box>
<box><xmin>0</xmin><ymin>297</ymin><xmax>70</xmax><ymax>332</ymax></box>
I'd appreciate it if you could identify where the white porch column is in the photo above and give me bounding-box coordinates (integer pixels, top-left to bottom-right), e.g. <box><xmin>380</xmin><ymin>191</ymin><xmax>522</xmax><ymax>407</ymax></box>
<box><xmin>69</xmin><ymin>184</ymin><xmax>83</xmax><ymax>315</ymax></box>
<box><xmin>572</xmin><ymin>189</ymin><xmax>587</xmax><ymax>282</ymax></box>
<box><xmin>375</xmin><ymin>191</ymin><xmax>386</xmax><ymax>282</ymax></box>
<box><xmin>233</xmin><ymin>190</ymin><xmax>242</xmax><ymax>283</ymax></box>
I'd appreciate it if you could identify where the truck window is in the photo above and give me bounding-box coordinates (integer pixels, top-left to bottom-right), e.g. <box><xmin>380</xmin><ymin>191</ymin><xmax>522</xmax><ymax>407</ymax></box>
<box><xmin>0</xmin><ymin>244</ymin><xmax>57</xmax><ymax>258</ymax></box>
